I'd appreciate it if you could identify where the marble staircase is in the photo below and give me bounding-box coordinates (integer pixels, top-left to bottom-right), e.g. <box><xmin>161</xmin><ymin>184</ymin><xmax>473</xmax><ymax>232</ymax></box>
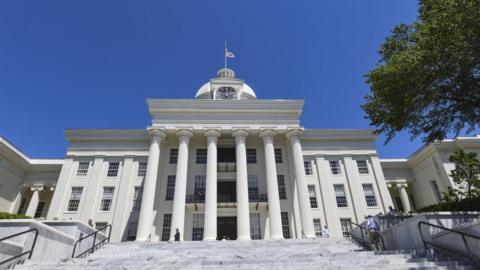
<box><xmin>15</xmin><ymin>238</ymin><xmax>473</xmax><ymax>269</ymax></box>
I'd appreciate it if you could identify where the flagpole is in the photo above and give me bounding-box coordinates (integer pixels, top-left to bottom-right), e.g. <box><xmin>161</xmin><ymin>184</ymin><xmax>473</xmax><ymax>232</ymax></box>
<box><xmin>224</xmin><ymin>40</ymin><xmax>227</xmax><ymax>69</ymax></box>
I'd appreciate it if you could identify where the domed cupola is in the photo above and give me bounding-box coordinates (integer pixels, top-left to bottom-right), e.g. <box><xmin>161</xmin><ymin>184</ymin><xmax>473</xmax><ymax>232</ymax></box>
<box><xmin>195</xmin><ymin>68</ymin><xmax>257</xmax><ymax>100</ymax></box>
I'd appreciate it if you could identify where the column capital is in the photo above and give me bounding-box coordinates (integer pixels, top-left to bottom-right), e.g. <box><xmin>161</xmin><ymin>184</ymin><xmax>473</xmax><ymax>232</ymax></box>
<box><xmin>259</xmin><ymin>129</ymin><xmax>276</xmax><ymax>142</ymax></box>
<box><xmin>148</xmin><ymin>129</ymin><xmax>167</xmax><ymax>142</ymax></box>
<box><xmin>176</xmin><ymin>129</ymin><xmax>194</xmax><ymax>143</ymax></box>
<box><xmin>204</xmin><ymin>129</ymin><xmax>221</xmax><ymax>138</ymax></box>
<box><xmin>232</xmin><ymin>129</ymin><xmax>248</xmax><ymax>140</ymax></box>
<box><xmin>30</xmin><ymin>185</ymin><xmax>44</xmax><ymax>192</ymax></box>
<box><xmin>285</xmin><ymin>128</ymin><xmax>304</xmax><ymax>142</ymax></box>
<box><xmin>396</xmin><ymin>183</ymin><xmax>408</xmax><ymax>189</ymax></box>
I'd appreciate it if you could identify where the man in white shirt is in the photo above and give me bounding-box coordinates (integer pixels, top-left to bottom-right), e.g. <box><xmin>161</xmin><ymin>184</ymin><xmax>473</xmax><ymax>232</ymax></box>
<box><xmin>366</xmin><ymin>215</ymin><xmax>381</xmax><ymax>251</ymax></box>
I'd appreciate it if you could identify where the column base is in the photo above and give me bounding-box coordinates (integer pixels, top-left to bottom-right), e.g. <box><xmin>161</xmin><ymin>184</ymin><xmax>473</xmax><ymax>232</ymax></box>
<box><xmin>236</xmin><ymin>236</ymin><xmax>251</xmax><ymax>241</ymax></box>
<box><xmin>270</xmin><ymin>235</ymin><xmax>284</xmax><ymax>240</ymax></box>
<box><xmin>304</xmin><ymin>234</ymin><xmax>317</xmax><ymax>239</ymax></box>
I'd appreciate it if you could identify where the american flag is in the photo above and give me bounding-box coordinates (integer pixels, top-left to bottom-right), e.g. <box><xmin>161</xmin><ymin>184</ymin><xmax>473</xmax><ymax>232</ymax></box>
<box><xmin>225</xmin><ymin>48</ymin><xmax>235</xmax><ymax>58</ymax></box>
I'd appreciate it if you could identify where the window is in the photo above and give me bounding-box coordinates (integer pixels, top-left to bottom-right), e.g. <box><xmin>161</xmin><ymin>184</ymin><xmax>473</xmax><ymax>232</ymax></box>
<box><xmin>196</xmin><ymin>149</ymin><xmax>207</xmax><ymax>164</ymax></box>
<box><xmin>340</xmin><ymin>218</ymin><xmax>352</xmax><ymax>237</ymax></box>
<box><xmin>76</xmin><ymin>161</ymin><xmax>90</xmax><ymax>177</ymax></box>
<box><xmin>250</xmin><ymin>213</ymin><xmax>262</xmax><ymax>240</ymax></box>
<box><xmin>329</xmin><ymin>160</ymin><xmax>341</xmax><ymax>175</ymax></box>
<box><xmin>100</xmin><ymin>187</ymin><xmax>115</xmax><ymax>211</ymax></box>
<box><xmin>194</xmin><ymin>175</ymin><xmax>206</xmax><ymax>201</ymax></box>
<box><xmin>34</xmin><ymin>202</ymin><xmax>45</xmax><ymax>218</ymax></box>
<box><xmin>334</xmin><ymin>184</ymin><xmax>348</xmax><ymax>208</ymax></box>
<box><xmin>137</xmin><ymin>162</ymin><xmax>147</xmax><ymax>177</ymax></box>
<box><xmin>166</xmin><ymin>175</ymin><xmax>176</xmax><ymax>201</ymax></box>
<box><xmin>308</xmin><ymin>185</ymin><xmax>318</xmax><ymax>208</ymax></box>
<box><xmin>107</xmin><ymin>162</ymin><xmax>120</xmax><ymax>177</ymax></box>
<box><xmin>304</xmin><ymin>161</ymin><xmax>313</xmax><ymax>175</ymax></box>
<box><xmin>431</xmin><ymin>180</ymin><xmax>442</xmax><ymax>202</ymax></box>
<box><xmin>67</xmin><ymin>187</ymin><xmax>83</xmax><ymax>212</ymax></box>
<box><xmin>169</xmin><ymin>149</ymin><xmax>178</xmax><ymax>164</ymax></box>
<box><xmin>281</xmin><ymin>212</ymin><xmax>291</xmax><ymax>239</ymax></box>
<box><xmin>132</xmin><ymin>187</ymin><xmax>143</xmax><ymax>211</ymax></box>
<box><xmin>277</xmin><ymin>175</ymin><xmax>287</xmax><ymax>199</ymax></box>
<box><xmin>356</xmin><ymin>160</ymin><xmax>369</xmax><ymax>174</ymax></box>
<box><xmin>161</xmin><ymin>214</ymin><xmax>172</xmax><ymax>241</ymax></box>
<box><xmin>313</xmin><ymin>218</ymin><xmax>322</xmax><ymax>237</ymax></box>
<box><xmin>362</xmin><ymin>184</ymin><xmax>377</xmax><ymax>207</ymax></box>
<box><xmin>246</xmin><ymin>149</ymin><xmax>257</xmax><ymax>164</ymax></box>
<box><xmin>95</xmin><ymin>222</ymin><xmax>108</xmax><ymax>233</ymax></box>
<box><xmin>248</xmin><ymin>175</ymin><xmax>259</xmax><ymax>201</ymax></box>
<box><xmin>192</xmin><ymin>213</ymin><xmax>204</xmax><ymax>241</ymax></box>
<box><xmin>274</xmin><ymin>149</ymin><xmax>283</xmax><ymax>163</ymax></box>
<box><xmin>127</xmin><ymin>222</ymin><xmax>137</xmax><ymax>241</ymax></box>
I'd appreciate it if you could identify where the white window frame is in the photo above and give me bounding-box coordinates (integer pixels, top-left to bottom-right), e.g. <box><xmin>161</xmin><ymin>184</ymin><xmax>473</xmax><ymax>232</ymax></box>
<box><xmin>334</xmin><ymin>184</ymin><xmax>348</xmax><ymax>208</ymax></box>
<box><xmin>356</xmin><ymin>160</ymin><xmax>369</xmax><ymax>174</ymax></box>
<box><xmin>66</xmin><ymin>187</ymin><xmax>83</xmax><ymax>213</ymax></box>
<box><xmin>329</xmin><ymin>160</ymin><xmax>342</xmax><ymax>175</ymax></box>
<box><xmin>132</xmin><ymin>187</ymin><xmax>143</xmax><ymax>211</ymax></box>
<box><xmin>126</xmin><ymin>222</ymin><xmax>137</xmax><ymax>241</ymax></box>
<box><xmin>107</xmin><ymin>162</ymin><xmax>120</xmax><ymax>177</ymax></box>
<box><xmin>308</xmin><ymin>185</ymin><xmax>318</xmax><ymax>208</ymax></box>
<box><xmin>313</xmin><ymin>218</ymin><xmax>322</xmax><ymax>237</ymax></box>
<box><xmin>192</xmin><ymin>213</ymin><xmax>204</xmax><ymax>241</ymax></box>
<box><xmin>99</xmin><ymin>187</ymin><xmax>115</xmax><ymax>212</ymax></box>
<box><xmin>250</xmin><ymin>212</ymin><xmax>262</xmax><ymax>240</ymax></box>
<box><xmin>76</xmin><ymin>161</ymin><xmax>90</xmax><ymax>177</ymax></box>
<box><xmin>137</xmin><ymin>162</ymin><xmax>147</xmax><ymax>177</ymax></box>
<box><xmin>304</xmin><ymin>160</ymin><xmax>313</xmax><ymax>175</ymax></box>
<box><xmin>362</xmin><ymin>183</ymin><xmax>377</xmax><ymax>207</ymax></box>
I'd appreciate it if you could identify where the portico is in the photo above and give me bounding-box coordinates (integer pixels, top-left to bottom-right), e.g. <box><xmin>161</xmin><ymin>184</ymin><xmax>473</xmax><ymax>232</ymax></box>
<box><xmin>135</xmin><ymin>126</ymin><xmax>314</xmax><ymax>241</ymax></box>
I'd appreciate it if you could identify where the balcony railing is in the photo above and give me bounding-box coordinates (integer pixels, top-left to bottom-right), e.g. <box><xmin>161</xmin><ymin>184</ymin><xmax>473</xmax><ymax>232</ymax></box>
<box><xmin>186</xmin><ymin>194</ymin><xmax>205</xmax><ymax>203</ymax></box>
<box><xmin>186</xmin><ymin>193</ymin><xmax>268</xmax><ymax>204</ymax></box>
<box><xmin>217</xmin><ymin>162</ymin><xmax>236</xmax><ymax>172</ymax></box>
<box><xmin>249</xmin><ymin>193</ymin><xmax>268</xmax><ymax>202</ymax></box>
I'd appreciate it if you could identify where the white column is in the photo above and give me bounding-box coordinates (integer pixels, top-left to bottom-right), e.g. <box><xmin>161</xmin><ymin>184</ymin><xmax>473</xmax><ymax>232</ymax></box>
<box><xmin>136</xmin><ymin>129</ymin><xmax>166</xmax><ymax>241</ymax></box>
<box><xmin>233</xmin><ymin>129</ymin><xmax>251</xmax><ymax>241</ymax></box>
<box><xmin>286</xmin><ymin>129</ymin><xmax>316</xmax><ymax>239</ymax></box>
<box><xmin>260</xmin><ymin>129</ymin><xmax>283</xmax><ymax>240</ymax></box>
<box><xmin>203</xmin><ymin>129</ymin><xmax>221</xmax><ymax>241</ymax></box>
<box><xmin>397</xmin><ymin>184</ymin><xmax>412</xmax><ymax>213</ymax></box>
<box><xmin>170</xmin><ymin>129</ymin><xmax>194</xmax><ymax>241</ymax></box>
<box><xmin>25</xmin><ymin>186</ymin><xmax>43</xmax><ymax>218</ymax></box>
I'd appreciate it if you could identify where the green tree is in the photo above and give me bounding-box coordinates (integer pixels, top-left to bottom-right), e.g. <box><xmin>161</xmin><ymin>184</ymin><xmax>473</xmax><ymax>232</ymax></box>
<box><xmin>363</xmin><ymin>0</ymin><xmax>480</xmax><ymax>144</ymax></box>
<box><xmin>447</xmin><ymin>149</ymin><xmax>480</xmax><ymax>199</ymax></box>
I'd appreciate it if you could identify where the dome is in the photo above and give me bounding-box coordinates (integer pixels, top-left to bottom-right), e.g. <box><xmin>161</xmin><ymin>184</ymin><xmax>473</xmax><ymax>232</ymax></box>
<box><xmin>194</xmin><ymin>68</ymin><xmax>257</xmax><ymax>99</ymax></box>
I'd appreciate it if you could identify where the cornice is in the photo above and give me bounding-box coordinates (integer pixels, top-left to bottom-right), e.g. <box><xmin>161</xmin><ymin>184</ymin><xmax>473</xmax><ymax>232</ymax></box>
<box><xmin>65</xmin><ymin>129</ymin><xmax>149</xmax><ymax>142</ymax></box>
<box><xmin>302</xmin><ymin>129</ymin><xmax>377</xmax><ymax>141</ymax></box>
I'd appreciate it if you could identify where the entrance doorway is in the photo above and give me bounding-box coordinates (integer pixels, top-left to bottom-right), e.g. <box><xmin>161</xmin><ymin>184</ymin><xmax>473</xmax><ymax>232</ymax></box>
<box><xmin>217</xmin><ymin>216</ymin><xmax>237</xmax><ymax>240</ymax></box>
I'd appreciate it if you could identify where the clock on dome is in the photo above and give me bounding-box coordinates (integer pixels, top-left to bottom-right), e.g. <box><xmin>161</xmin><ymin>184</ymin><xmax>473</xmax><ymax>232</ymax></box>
<box><xmin>215</xmin><ymin>87</ymin><xmax>238</xmax><ymax>100</ymax></box>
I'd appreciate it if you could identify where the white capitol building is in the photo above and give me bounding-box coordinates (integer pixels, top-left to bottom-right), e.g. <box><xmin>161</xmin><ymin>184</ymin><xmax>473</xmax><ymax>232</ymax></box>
<box><xmin>1</xmin><ymin>67</ymin><xmax>479</xmax><ymax>243</ymax></box>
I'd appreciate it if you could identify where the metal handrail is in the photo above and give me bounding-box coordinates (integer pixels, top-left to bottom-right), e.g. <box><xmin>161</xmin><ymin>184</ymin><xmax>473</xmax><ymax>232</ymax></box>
<box><xmin>343</xmin><ymin>220</ymin><xmax>385</xmax><ymax>250</ymax></box>
<box><xmin>0</xmin><ymin>228</ymin><xmax>39</xmax><ymax>266</ymax></box>
<box><xmin>72</xmin><ymin>224</ymin><xmax>112</xmax><ymax>258</ymax></box>
<box><xmin>418</xmin><ymin>221</ymin><xmax>480</xmax><ymax>266</ymax></box>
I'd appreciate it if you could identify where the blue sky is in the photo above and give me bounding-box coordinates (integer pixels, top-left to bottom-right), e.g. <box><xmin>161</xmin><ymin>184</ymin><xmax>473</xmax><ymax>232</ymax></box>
<box><xmin>0</xmin><ymin>0</ymin><xmax>427</xmax><ymax>159</ymax></box>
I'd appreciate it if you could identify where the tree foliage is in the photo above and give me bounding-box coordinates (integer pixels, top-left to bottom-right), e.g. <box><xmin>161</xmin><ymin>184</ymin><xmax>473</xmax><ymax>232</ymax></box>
<box><xmin>363</xmin><ymin>0</ymin><xmax>480</xmax><ymax>144</ymax></box>
<box><xmin>444</xmin><ymin>149</ymin><xmax>480</xmax><ymax>201</ymax></box>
